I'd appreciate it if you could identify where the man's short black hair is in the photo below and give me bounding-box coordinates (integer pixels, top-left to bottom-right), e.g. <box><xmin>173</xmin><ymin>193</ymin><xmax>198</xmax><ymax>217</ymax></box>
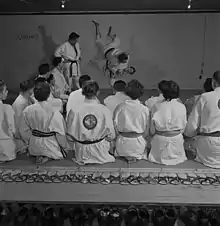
<box><xmin>20</xmin><ymin>79</ymin><xmax>35</xmax><ymax>93</ymax></box>
<box><xmin>38</xmin><ymin>63</ymin><xmax>50</xmax><ymax>75</ymax></box>
<box><xmin>69</xmin><ymin>32</ymin><xmax>80</xmax><ymax>40</ymax></box>
<box><xmin>203</xmin><ymin>78</ymin><xmax>213</xmax><ymax>92</ymax></box>
<box><xmin>113</xmin><ymin>80</ymin><xmax>127</xmax><ymax>92</ymax></box>
<box><xmin>161</xmin><ymin>80</ymin><xmax>180</xmax><ymax>101</ymax></box>
<box><xmin>52</xmin><ymin>57</ymin><xmax>62</xmax><ymax>67</ymax></box>
<box><xmin>125</xmin><ymin>79</ymin><xmax>144</xmax><ymax>100</ymax></box>
<box><xmin>79</xmin><ymin>75</ymin><xmax>91</xmax><ymax>88</ymax></box>
<box><xmin>34</xmin><ymin>82</ymin><xmax>51</xmax><ymax>102</ymax></box>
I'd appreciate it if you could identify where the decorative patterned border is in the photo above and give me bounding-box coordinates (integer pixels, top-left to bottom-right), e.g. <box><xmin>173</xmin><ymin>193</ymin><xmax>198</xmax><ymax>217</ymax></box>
<box><xmin>0</xmin><ymin>167</ymin><xmax>220</xmax><ymax>186</ymax></box>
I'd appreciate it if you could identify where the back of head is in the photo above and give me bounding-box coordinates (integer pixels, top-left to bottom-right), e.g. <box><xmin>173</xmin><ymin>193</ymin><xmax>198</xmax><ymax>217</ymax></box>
<box><xmin>35</xmin><ymin>77</ymin><xmax>46</xmax><ymax>86</ymax></box>
<box><xmin>125</xmin><ymin>79</ymin><xmax>144</xmax><ymax>100</ymax></box>
<box><xmin>69</xmin><ymin>32</ymin><xmax>80</xmax><ymax>40</ymax></box>
<box><xmin>52</xmin><ymin>57</ymin><xmax>62</xmax><ymax>67</ymax></box>
<box><xmin>118</xmin><ymin>52</ymin><xmax>129</xmax><ymax>63</ymax></box>
<box><xmin>113</xmin><ymin>80</ymin><xmax>127</xmax><ymax>92</ymax></box>
<box><xmin>38</xmin><ymin>63</ymin><xmax>50</xmax><ymax>75</ymax></box>
<box><xmin>46</xmin><ymin>74</ymin><xmax>54</xmax><ymax>84</ymax></box>
<box><xmin>0</xmin><ymin>80</ymin><xmax>6</xmax><ymax>93</ymax></box>
<box><xmin>212</xmin><ymin>71</ymin><xmax>220</xmax><ymax>88</ymax></box>
<box><xmin>20</xmin><ymin>79</ymin><xmax>35</xmax><ymax>93</ymax></box>
<box><xmin>79</xmin><ymin>75</ymin><xmax>91</xmax><ymax>88</ymax></box>
<box><xmin>34</xmin><ymin>81</ymin><xmax>51</xmax><ymax>102</ymax></box>
<box><xmin>158</xmin><ymin>80</ymin><xmax>168</xmax><ymax>92</ymax></box>
<box><xmin>161</xmin><ymin>80</ymin><xmax>180</xmax><ymax>101</ymax></box>
<box><xmin>203</xmin><ymin>78</ymin><xmax>214</xmax><ymax>92</ymax></box>
<box><xmin>82</xmin><ymin>80</ymin><xmax>99</xmax><ymax>99</ymax></box>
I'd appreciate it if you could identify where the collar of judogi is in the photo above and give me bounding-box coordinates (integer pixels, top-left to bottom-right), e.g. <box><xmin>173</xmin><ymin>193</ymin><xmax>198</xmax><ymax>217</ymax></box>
<box><xmin>215</xmin><ymin>87</ymin><xmax>220</xmax><ymax>92</ymax></box>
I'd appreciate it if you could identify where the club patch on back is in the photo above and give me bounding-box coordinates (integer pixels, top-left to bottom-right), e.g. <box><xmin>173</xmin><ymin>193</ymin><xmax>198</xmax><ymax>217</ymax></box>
<box><xmin>83</xmin><ymin>114</ymin><xmax>97</xmax><ymax>130</ymax></box>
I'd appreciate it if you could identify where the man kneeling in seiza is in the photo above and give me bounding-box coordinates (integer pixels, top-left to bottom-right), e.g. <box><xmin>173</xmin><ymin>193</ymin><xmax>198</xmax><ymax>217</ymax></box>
<box><xmin>19</xmin><ymin>81</ymin><xmax>69</xmax><ymax>164</ymax></box>
<box><xmin>92</xmin><ymin>21</ymin><xmax>135</xmax><ymax>87</ymax></box>
<box><xmin>184</xmin><ymin>71</ymin><xmax>220</xmax><ymax>168</ymax></box>
<box><xmin>67</xmin><ymin>80</ymin><xmax>115</xmax><ymax>165</ymax></box>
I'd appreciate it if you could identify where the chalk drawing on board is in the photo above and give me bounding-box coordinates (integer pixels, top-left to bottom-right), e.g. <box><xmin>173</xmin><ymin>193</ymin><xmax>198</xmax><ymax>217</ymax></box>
<box><xmin>89</xmin><ymin>20</ymin><xmax>135</xmax><ymax>84</ymax></box>
<box><xmin>38</xmin><ymin>25</ymin><xmax>59</xmax><ymax>65</ymax></box>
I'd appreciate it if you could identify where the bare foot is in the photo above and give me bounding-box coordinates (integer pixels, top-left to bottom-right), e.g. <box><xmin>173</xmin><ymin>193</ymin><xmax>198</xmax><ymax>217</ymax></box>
<box><xmin>36</xmin><ymin>156</ymin><xmax>50</xmax><ymax>165</ymax></box>
<box><xmin>92</xmin><ymin>20</ymin><xmax>99</xmax><ymax>26</ymax></box>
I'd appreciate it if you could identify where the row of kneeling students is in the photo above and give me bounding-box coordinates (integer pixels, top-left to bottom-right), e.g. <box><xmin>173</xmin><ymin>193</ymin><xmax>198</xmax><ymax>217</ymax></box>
<box><xmin>1</xmin><ymin>71</ymin><xmax>220</xmax><ymax>168</ymax></box>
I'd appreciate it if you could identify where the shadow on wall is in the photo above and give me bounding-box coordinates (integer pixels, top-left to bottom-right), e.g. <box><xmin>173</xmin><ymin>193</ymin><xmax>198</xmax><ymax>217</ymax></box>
<box><xmin>28</xmin><ymin>25</ymin><xmax>59</xmax><ymax>80</ymax></box>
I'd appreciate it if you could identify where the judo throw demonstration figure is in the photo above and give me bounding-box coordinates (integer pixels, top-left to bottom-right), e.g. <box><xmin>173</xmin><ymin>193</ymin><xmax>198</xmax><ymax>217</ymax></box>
<box><xmin>92</xmin><ymin>21</ymin><xmax>135</xmax><ymax>86</ymax></box>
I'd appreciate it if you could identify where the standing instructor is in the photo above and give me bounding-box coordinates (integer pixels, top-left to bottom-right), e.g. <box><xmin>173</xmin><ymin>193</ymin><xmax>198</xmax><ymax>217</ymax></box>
<box><xmin>55</xmin><ymin>32</ymin><xmax>81</xmax><ymax>91</ymax></box>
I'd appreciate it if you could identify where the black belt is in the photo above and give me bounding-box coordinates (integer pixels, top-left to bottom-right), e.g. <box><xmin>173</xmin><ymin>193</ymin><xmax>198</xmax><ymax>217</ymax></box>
<box><xmin>104</xmin><ymin>47</ymin><xmax>115</xmax><ymax>59</ymax></box>
<box><xmin>67</xmin><ymin>133</ymin><xmax>105</xmax><ymax>145</ymax></box>
<box><xmin>32</xmin><ymin>130</ymin><xmax>56</xmax><ymax>137</ymax></box>
<box><xmin>68</xmin><ymin>60</ymin><xmax>79</xmax><ymax>78</ymax></box>
<box><xmin>32</xmin><ymin>129</ymin><xmax>67</xmax><ymax>158</ymax></box>
<box><xmin>198</xmin><ymin>131</ymin><xmax>220</xmax><ymax>137</ymax></box>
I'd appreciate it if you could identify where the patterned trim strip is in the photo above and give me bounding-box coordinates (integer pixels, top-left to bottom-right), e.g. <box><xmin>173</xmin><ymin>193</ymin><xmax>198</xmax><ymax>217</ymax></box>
<box><xmin>0</xmin><ymin>169</ymin><xmax>219</xmax><ymax>186</ymax></box>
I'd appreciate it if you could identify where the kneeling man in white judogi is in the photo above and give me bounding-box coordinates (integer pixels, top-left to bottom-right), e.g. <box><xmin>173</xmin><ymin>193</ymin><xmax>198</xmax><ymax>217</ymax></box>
<box><xmin>184</xmin><ymin>71</ymin><xmax>220</xmax><ymax>168</ymax></box>
<box><xmin>67</xmin><ymin>80</ymin><xmax>115</xmax><ymax>165</ymax></box>
<box><xmin>0</xmin><ymin>80</ymin><xmax>16</xmax><ymax>162</ymax></box>
<box><xmin>113</xmin><ymin>79</ymin><xmax>150</xmax><ymax>163</ymax></box>
<box><xmin>19</xmin><ymin>82</ymin><xmax>69</xmax><ymax>164</ymax></box>
<box><xmin>148</xmin><ymin>80</ymin><xmax>187</xmax><ymax>165</ymax></box>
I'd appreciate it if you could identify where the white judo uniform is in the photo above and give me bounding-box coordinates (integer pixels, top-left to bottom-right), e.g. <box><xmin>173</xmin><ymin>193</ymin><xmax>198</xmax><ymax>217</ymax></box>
<box><xmin>67</xmin><ymin>99</ymin><xmax>115</xmax><ymax>165</ymax></box>
<box><xmin>12</xmin><ymin>94</ymin><xmax>33</xmax><ymax>153</ymax></box>
<box><xmin>19</xmin><ymin>101</ymin><xmax>68</xmax><ymax>159</ymax></box>
<box><xmin>55</xmin><ymin>41</ymin><xmax>81</xmax><ymax>84</ymax></box>
<box><xmin>104</xmin><ymin>92</ymin><xmax>131</xmax><ymax>114</ymax></box>
<box><xmin>96</xmin><ymin>36</ymin><xmax>129</xmax><ymax>76</ymax></box>
<box><xmin>185</xmin><ymin>87</ymin><xmax>220</xmax><ymax>168</ymax></box>
<box><xmin>114</xmin><ymin>99</ymin><xmax>150</xmax><ymax>159</ymax></box>
<box><xmin>51</xmin><ymin>67</ymin><xmax>69</xmax><ymax>95</ymax></box>
<box><xmin>0</xmin><ymin>101</ymin><xmax>16</xmax><ymax>161</ymax></box>
<box><xmin>148</xmin><ymin>99</ymin><xmax>187</xmax><ymax>165</ymax></box>
<box><xmin>145</xmin><ymin>94</ymin><xmax>164</xmax><ymax>110</ymax></box>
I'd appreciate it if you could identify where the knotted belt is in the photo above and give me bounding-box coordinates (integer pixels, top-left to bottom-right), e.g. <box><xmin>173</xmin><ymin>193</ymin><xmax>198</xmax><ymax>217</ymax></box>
<box><xmin>32</xmin><ymin>129</ymin><xmax>67</xmax><ymax>158</ymax></box>
<box><xmin>66</xmin><ymin>60</ymin><xmax>79</xmax><ymax>78</ymax></box>
<box><xmin>67</xmin><ymin>133</ymin><xmax>105</xmax><ymax>145</ymax></box>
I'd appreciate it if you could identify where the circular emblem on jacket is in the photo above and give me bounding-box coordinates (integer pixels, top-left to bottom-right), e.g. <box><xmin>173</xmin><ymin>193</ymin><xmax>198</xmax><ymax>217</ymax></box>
<box><xmin>83</xmin><ymin>114</ymin><xmax>97</xmax><ymax>130</ymax></box>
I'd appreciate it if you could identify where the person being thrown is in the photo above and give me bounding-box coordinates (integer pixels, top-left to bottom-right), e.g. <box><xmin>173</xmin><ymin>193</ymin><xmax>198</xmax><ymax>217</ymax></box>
<box><xmin>92</xmin><ymin>21</ymin><xmax>133</xmax><ymax>87</ymax></box>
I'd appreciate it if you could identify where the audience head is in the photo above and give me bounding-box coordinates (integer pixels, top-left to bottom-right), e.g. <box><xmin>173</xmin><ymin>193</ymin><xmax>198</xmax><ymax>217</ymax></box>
<box><xmin>113</xmin><ymin>80</ymin><xmax>127</xmax><ymax>93</ymax></box>
<box><xmin>20</xmin><ymin>79</ymin><xmax>35</xmax><ymax>96</ymax></box>
<box><xmin>46</xmin><ymin>74</ymin><xmax>55</xmax><ymax>86</ymax></box>
<box><xmin>38</xmin><ymin>63</ymin><xmax>50</xmax><ymax>76</ymax></box>
<box><xmin>117</xmin><ymin>52</ymin><xmax>129</xmax><ymax>64</ymax></box>
<box><xmin>212</xmin><ymin>71</ymin><xmax>220</xmax><ymax>89</ymax></box>
<box><xmin>125</xmin><ymin>79</ymin><xmax>144</xmax><ymax>100</ymax></box>
<box><xmin>203</xmin><ymin>78</ymin><xmax>214</xmax><ymax>93</ymax></box>
<box><xmin>34</xmin><ymin>81</ymin><xmax>51</xmax><ymax>102</ymax></box>
<box><xmin>158</xmin><ymin>80</ymin><xmax>168</xmax><ymax>93</ymax></box>
<box><xmin>160</xmin><ymin>80</ymin><xmax>180</xmax><ymax>101</ymax></box>
<box><xmin>0</xmin><ymin>80</ymin><xmax>8</xmax><ymax>101</ymax></box>
<box><xmin>68</xmin><ymin>32</ymin><xmax>80</xmax><ymax>45</ymax></box>
<box><xmin>52</xmin><ymin>57</ymin><xmax>63</xmax><ymax>70</ymax></box>
<box><xmin>82</xmin><ymin>80</ymin><xmax>99</xmax><ymax>99</ymax></box>
<box><xmin>34</xmin><ymin>77</ymin><xmax>46</xmax><ymax>86</ymax></box>
<box><xmin>79</xmin><ymin>75</ymin><xmax>91</xmax><ymax>88</ymax></box>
